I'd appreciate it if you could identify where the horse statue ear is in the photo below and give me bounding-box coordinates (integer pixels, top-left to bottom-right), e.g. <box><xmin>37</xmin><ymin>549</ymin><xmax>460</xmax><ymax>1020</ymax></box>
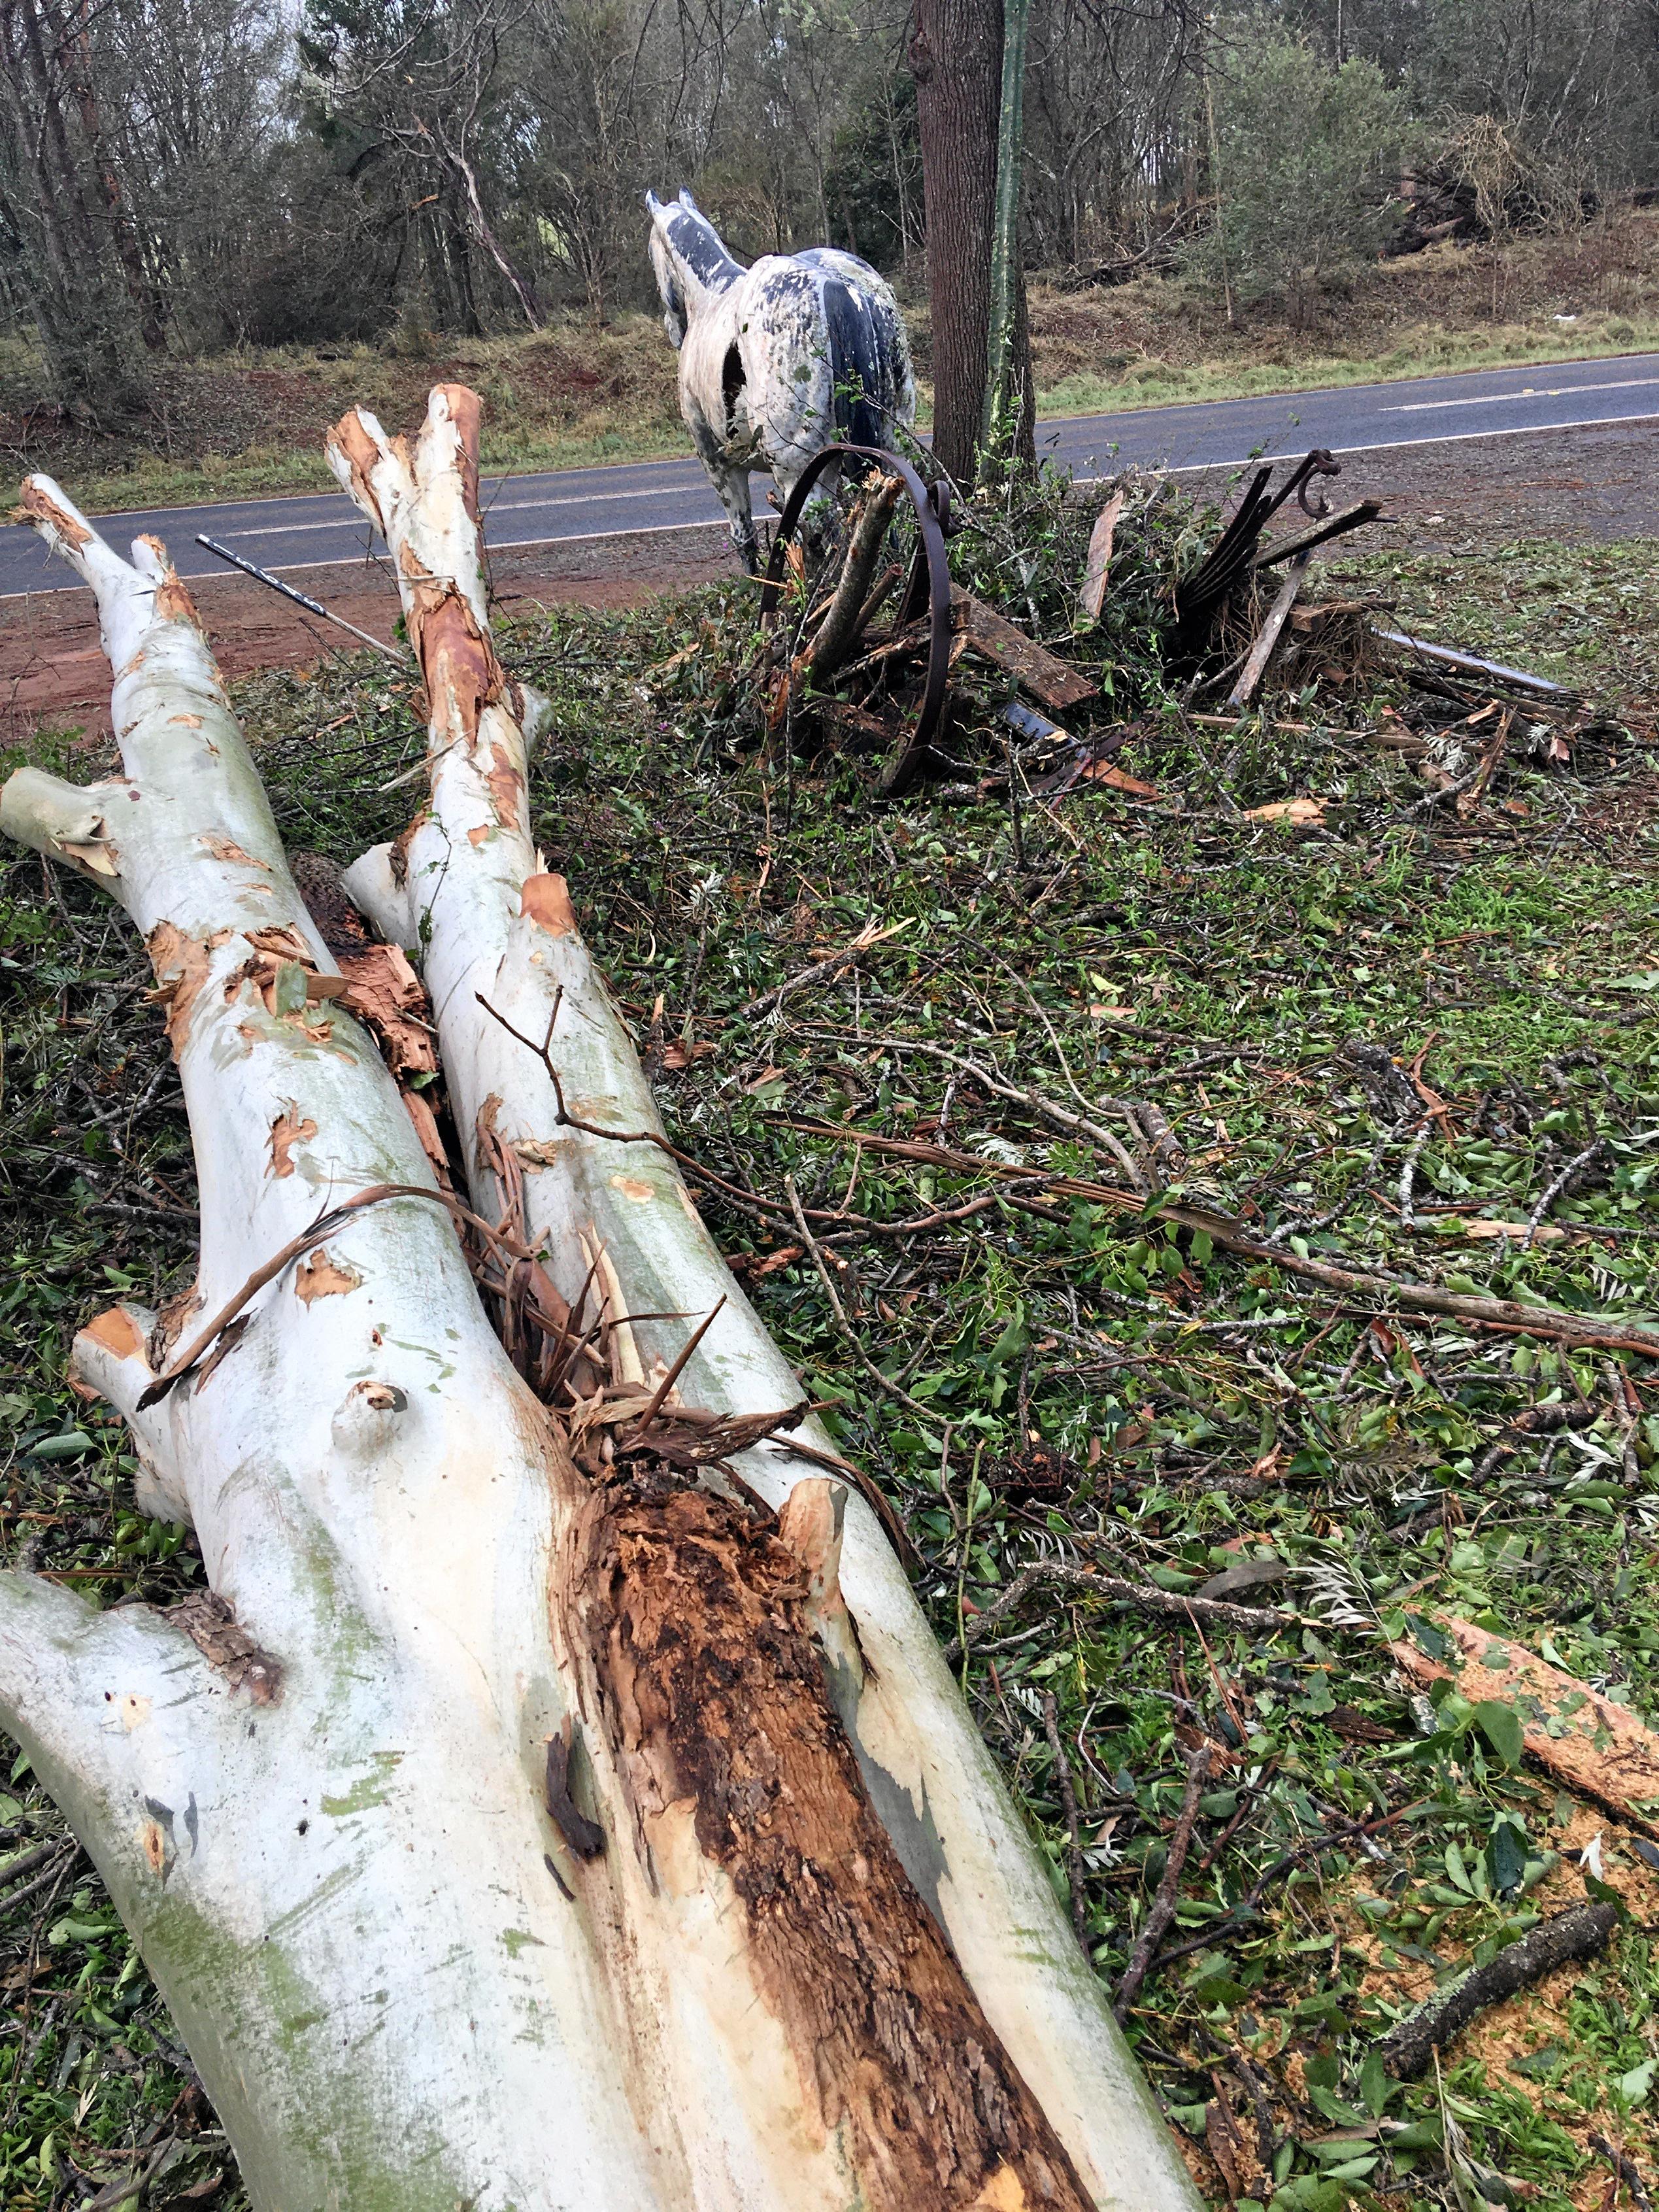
<box><xmin>645</xmin><ymin>189</ymin><xmax>666</xmax><ymax>223</ymax></box>
<box><xmin>677</xmin><ymin>188</ymin><xmax>702</xmax><ymax>216</ymax></box>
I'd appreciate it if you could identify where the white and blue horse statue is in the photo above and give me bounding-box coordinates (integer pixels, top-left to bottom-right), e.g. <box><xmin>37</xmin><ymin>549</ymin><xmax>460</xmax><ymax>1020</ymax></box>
<box><xmin>646</xmin><ymin>188</ymin><xmax>916</xmax><ymax>572</ymax></box>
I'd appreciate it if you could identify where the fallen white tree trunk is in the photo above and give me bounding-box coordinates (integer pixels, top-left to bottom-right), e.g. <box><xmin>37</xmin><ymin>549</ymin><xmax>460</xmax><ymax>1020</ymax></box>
<box><xmin>329</xmin><ymin>385</ymin><xmax>1199</xmax><ymax>2210</ymax></box>
<box><xmin>0</xmin><ymin>473</ymin><xmax>1191</xmax><ymax>2207</ymax></box>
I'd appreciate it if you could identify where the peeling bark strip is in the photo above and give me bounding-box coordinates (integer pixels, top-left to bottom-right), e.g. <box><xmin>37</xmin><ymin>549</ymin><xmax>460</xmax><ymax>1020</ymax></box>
<box><xmin>573</xmin><ymin>1473</ymin><xmax>1092</xmax><ymax>2212</ymax></box>
<box><xmin>1392</xmin><ymin>1614</ymin><xmax>1659</xmax><ymax>1834</ymax></box>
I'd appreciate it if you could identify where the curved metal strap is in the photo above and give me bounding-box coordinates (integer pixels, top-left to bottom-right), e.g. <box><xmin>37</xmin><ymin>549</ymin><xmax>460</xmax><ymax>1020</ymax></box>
<box><xmin>759</xmin><ymin>442</ymin><xmax>952</xmax><ymax>797</ymax></box>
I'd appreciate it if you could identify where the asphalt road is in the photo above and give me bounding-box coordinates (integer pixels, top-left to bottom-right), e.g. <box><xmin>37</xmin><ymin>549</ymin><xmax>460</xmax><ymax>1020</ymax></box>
<box><xmin>5</xmin><ymin>350</ymin><xmax>1659</xmax><ymax>598</ymax></box>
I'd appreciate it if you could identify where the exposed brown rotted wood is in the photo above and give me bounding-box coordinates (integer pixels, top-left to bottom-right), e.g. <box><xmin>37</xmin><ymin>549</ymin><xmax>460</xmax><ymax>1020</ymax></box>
<box><xmin>568</xmin><ymin>1471</ymin><xmax>1094</xmax><ymax>2212</ymax></box>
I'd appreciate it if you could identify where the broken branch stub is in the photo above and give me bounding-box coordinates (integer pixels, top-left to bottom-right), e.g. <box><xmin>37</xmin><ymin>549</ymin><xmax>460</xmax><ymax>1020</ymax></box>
<box><xmin>333</xmin><ymin>383</ymin><xmax>1202</xmax><ymax>2211</ymax></box>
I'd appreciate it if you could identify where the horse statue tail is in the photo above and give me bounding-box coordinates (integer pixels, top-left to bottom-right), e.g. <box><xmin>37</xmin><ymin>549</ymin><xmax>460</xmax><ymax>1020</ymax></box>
<box><xmin>801</xmin><ymin>250</ymin><xmax>914</xmax><ymax>451</ymax></box>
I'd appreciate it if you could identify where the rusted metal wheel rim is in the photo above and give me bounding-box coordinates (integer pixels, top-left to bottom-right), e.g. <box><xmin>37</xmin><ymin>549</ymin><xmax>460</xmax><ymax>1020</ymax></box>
<box><xmin>758</xmin><ymin>441</ymin><xmax>952</xmax><ymax>798</ymax></box>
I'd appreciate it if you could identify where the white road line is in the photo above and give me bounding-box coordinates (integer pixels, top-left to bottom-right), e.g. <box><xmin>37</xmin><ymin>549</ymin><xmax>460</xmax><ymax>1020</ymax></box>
<box><xmin>1064</xmin><ymin>406</ymin><xmax>1659</xmax><ymax>479</ymax></box>
<box><xmin>219</xmin><ymin>477</ymin><xmax>727</xmax><ymax>542</ymax></box>
<box><xmin>7</xmin><ymin>405</ymin><xmax>1659</xmax><ymax>600</ymax></box>
<box><xmin>1378</xmin><ymin>375</ymin><xmax>1659</xmax><ymax>414</ymax></box>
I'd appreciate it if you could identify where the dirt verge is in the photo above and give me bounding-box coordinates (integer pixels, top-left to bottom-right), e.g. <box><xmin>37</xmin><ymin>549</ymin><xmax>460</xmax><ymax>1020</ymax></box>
<box><xmin>4</xmin><ymin>420</ymin><xmax>1656</xmax><ymax>747</ymax></box>
<box><xmin>0</xmin><ymin>526</ymin><xmax>734</xmax><ymax>748</ymax></box>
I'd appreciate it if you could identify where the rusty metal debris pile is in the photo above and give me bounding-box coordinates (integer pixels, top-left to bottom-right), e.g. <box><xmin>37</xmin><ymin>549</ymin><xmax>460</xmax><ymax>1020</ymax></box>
<box><xmin>740</xmin><ymin>439</ymin><xmax>1611</xmax><ymax>823</ymax></box>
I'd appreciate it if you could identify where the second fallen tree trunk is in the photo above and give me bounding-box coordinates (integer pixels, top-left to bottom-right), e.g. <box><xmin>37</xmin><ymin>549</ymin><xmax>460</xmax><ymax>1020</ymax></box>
<box><xmin>327</xmin><ymin>384</ymin><xmax>1201</xmax><ymax>2207</ymax></box>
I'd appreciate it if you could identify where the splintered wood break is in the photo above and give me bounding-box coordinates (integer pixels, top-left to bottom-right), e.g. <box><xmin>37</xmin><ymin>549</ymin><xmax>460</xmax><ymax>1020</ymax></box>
<box><xmin>15</xmin><ymin>479</ymin><xmax>92</xmax><ymax>547</ymax></box>
<box><xmin>571</xmin><ymin>1473</ymin><xmax>1092</xmax><ymax>2212</ymax></box>
<box><xmin>137</xmin><ymin>547</ymin><xmax>202</xmax><ymax>627</ymax></box>
<box><xmin>333</xmin><ymin>942</ymin><xmax>437</xmax><ymax>1078</ymax></box>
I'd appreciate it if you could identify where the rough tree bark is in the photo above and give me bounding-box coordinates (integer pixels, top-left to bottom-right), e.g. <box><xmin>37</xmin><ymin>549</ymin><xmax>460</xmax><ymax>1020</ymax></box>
<box><xmin>909</xmin><ymin>0</ymin><xmax>1035</xmax><ymax>482</ymax></box>
<box><xmin>0</xmin><ymin>446</ymin><xmax>1202</xmax><ymax>2209</ymax></box>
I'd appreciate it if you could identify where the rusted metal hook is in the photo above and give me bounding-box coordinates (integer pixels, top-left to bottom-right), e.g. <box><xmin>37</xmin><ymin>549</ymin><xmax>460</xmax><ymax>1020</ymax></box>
<box><xmin>1296</xmin><ymin>448</ymin><xmax>1341</xmax><ymax>519</ymax></box>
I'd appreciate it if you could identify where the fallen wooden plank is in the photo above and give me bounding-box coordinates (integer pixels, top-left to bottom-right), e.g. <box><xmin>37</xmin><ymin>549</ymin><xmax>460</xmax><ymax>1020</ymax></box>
<box><xmin>1252</xmin><ymin>500</ymin><xmax>1382</xmax><ymax>570</ymax></box>
<box><xmin>952</xmin><ymin>589</ymin><xmax>1099</xmax><ymax>711</ymax></box>
<box><xmin>1227</xmin><ymin>551</ymin><xmax>1311</xmax><ymax>710</ymax></box>
<box><xmin>1077</xmin><ymin>487</ymin><xmax>1124</xmax><ymax>624</ymax></box>
<box><xmin>1391</xmin><ymin>1614</ymin><xmax>1659</xmax><ymax>1833</ymax></box>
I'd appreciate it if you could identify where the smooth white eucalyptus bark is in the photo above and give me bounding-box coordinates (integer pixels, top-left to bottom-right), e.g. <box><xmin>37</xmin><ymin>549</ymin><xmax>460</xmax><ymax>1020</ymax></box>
<box><xmin>4</xmin><ymin>472</ymin><xmax>1133</xmax><ymax>2212</ymax></box>
<box><xmin>331</xmin><ymin>390</ymin><xmax>1200</xmax><ymax>2212</ymax></box>
<box><xmin>0</xmin><ymin>485</ymin><xmax>666</xmax><ymax>2212</ymax></box>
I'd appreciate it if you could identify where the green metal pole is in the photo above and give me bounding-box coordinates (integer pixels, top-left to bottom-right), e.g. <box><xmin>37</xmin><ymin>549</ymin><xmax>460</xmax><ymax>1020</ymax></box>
<box><xmin>979</xmin><ymin>0</ymin><xmax>1031</xmax><ymax>474</ymax></box>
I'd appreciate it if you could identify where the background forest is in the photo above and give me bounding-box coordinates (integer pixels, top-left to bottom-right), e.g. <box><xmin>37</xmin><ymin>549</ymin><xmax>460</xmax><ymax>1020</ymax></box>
<box><xmin>5</xmin><ymin>0</ymin><xmax>1659</xmax><ymax>432</ymax></box>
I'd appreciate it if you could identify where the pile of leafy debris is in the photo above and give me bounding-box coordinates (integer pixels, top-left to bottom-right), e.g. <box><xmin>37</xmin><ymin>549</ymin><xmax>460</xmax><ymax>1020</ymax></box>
<box><xmin>1</xmin><ymin>495</ymin><xmax>1656</xmax><ymax>2209</ymax></box>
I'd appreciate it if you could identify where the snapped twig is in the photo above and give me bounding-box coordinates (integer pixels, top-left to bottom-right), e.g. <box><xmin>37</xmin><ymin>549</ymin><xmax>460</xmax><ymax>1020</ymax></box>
<box><xmin>1114</xmin><ymin>1743</ymin><xmax>1209</xmax><ymax>2021</ymax></box>
<box><xmin>773</xmin><ymin>1117</ymin><xmax>1659</xmax><ymax>1361</ymax></box>
<box><xmin>942</xmin><ymin>1559</ymin><xmax>1291</xmax><ymax>1663</ymax></box>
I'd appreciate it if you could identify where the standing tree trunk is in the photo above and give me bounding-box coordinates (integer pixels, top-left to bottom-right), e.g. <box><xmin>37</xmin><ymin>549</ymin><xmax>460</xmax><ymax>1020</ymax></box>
<box><xmin>0</xmin><ymin>443</ymin><xmax>1203</xmax><ymax>2211</ymax></box>
<box><xmin>980</xmin><ymin>0</ymin><xmax>1031</xmax><ymax>467</ymax></box>
<box><xmin>909</xmin><ymin>0</ymin><xmax>1035</xmax><ymax>482</ymax></box>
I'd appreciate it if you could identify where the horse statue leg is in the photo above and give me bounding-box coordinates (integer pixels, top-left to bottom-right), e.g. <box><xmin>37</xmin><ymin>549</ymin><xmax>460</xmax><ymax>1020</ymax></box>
<box><xmin>712</xmin><ymin>458</ymin><xmax>759</xmax><ymax>575</ymax></box>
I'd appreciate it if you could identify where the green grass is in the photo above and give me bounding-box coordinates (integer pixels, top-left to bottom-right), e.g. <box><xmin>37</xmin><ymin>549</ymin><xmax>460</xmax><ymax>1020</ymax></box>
<box><xmin>2</xmin><ymin>501</ymin><xmax>1658</xmax><ymax>2206</ymax></box>
<box><xmin>1333</xmin><ymin>536</ymin><xmax>1659</xmax><ymax>704</ymax></box>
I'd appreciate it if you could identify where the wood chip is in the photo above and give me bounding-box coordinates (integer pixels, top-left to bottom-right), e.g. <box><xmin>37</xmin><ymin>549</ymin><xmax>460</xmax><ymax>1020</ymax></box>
<box><xmin>1392</xmin><ymin>1614</ymin><xmax>1659</xmax><ymax>1833</ymax></box>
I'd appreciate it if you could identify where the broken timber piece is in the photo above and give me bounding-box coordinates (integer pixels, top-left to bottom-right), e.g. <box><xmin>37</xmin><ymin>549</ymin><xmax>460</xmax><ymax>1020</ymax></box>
<box><xmin>329</xmin><ymin>384</ymin><xmax>1202</xmax><ymax>2211</ymax></box>
<box><xmin>1374</xmin><ymin>1900</ymin><xmax>1618</xmax><ymax>2079</ymax></box>
<box><xmin>952</xmin><ymin>587</ymin><xmax>1099</xmax><ymax>712</ymax></box>
<box><xmin>1226</xmin><ymin>550</ymin><xmax>1311</xmax><ymax>711</ymax></box>
<box><xmin>794</xmin><ymin>471</ymin><xmax>905</xmax><ymax>686</ymax></box>
<box><xmin>1252</xmin><ymin>498</ymin><xmax>1382</xmax><ymax>570</ymax></box>
<box><xmin>1077</xmin><ymin>486</ymin><xmax>1124</xmax><ymax>624</ymax></box>
<box><xmin>1392</xmin><ymin>1614</ymin><xmax>1659</xmax><ymax>1833</ymax></box>
<box><xmin>1375</xmin><ymin>628</ymin><xmax>1576</xmax><ymax>698</ymax></box>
